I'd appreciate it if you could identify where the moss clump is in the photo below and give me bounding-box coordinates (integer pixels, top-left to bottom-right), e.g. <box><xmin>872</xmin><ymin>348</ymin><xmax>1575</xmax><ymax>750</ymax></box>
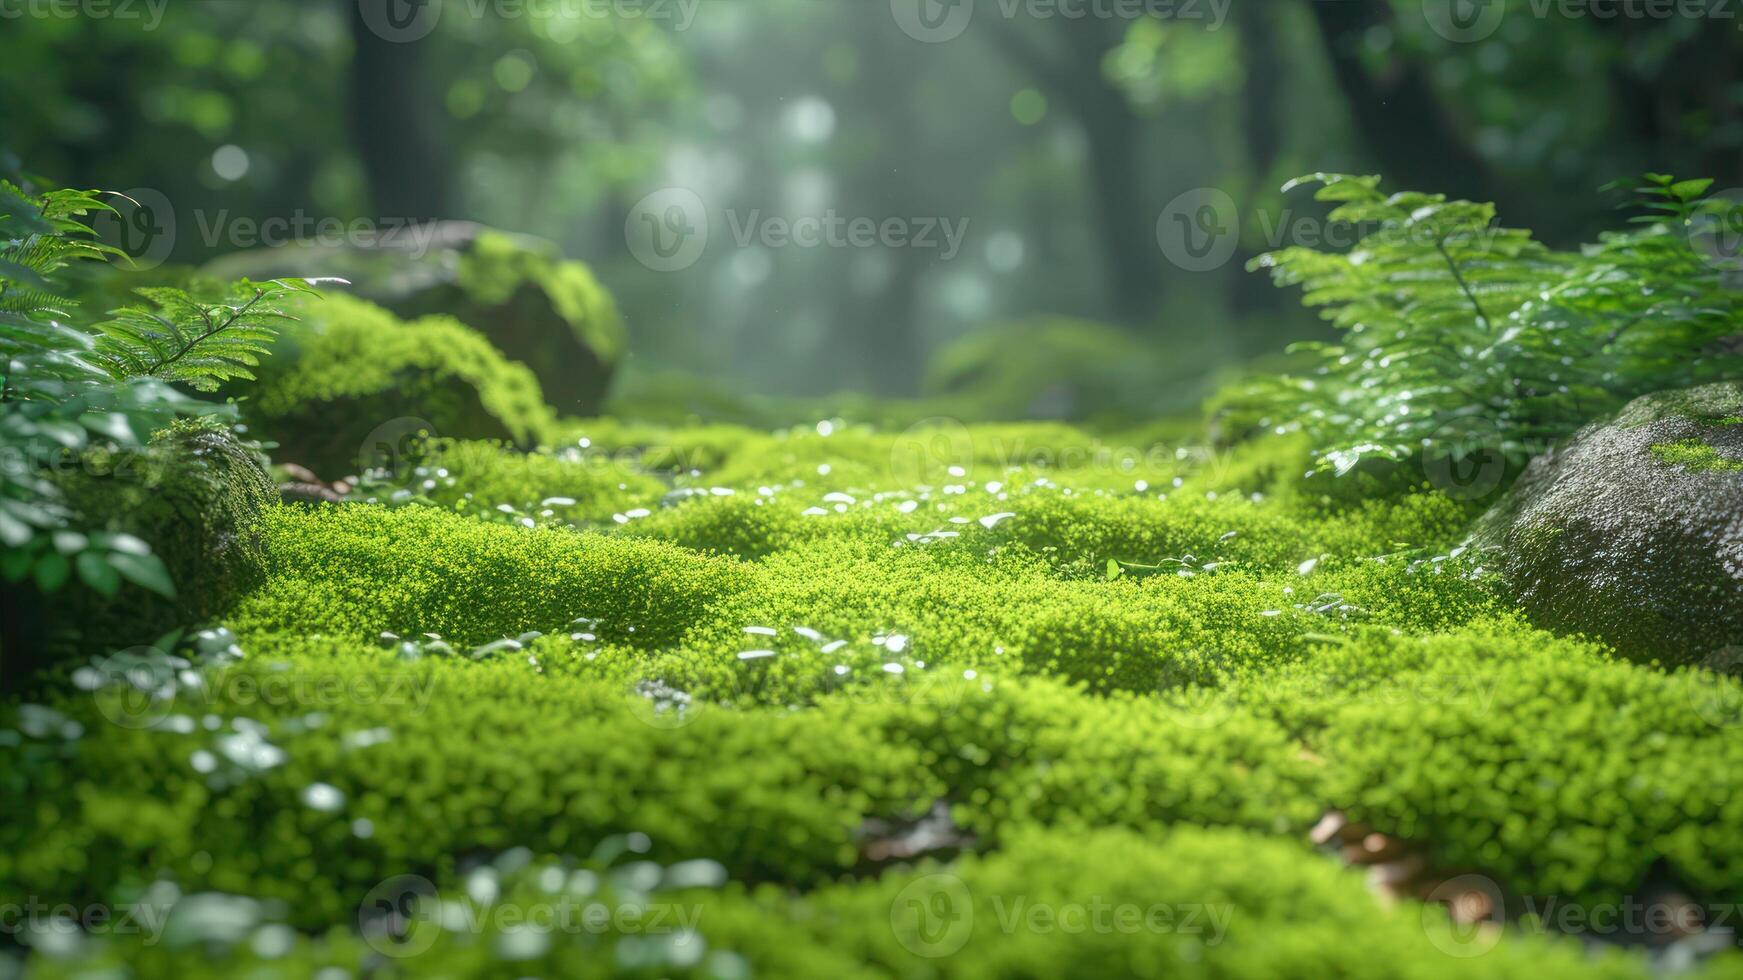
<box><xmin>247</xmin><ymin>293</ymin><xmax>555</xmax><ymax>476</ymax></box>
<box><xmin>229</xmin><ymin>504</ymin><xmax>749</xmax><ymax>648</ymax></box>
<box><xmin>399</xmin><ymin>228</ymin><xmax>625</xmax><ymax>415</ymax></box>
<box><xmin>1650</xmin><ymin>437</ymin><xmax>1743</xmax><ymax>472</ymax></box>
<box><xmin>26</xmin><ymin>419</ymin><xmax>277</xmax><ymax>659</ymax></box>
<box><xmin>16</xmin><ymin>824</ymin><xmax>1690</xmax><ymax>978</ymax></box>
<box><xmin>1241</xmin><ymin>624</ymin><xmax>1743</xmax><ymax>910</ymax></box>
<box><xmin>355</xmin><ymin>437</ymin><xmax>667</xmax><ymax>525</ymax></box>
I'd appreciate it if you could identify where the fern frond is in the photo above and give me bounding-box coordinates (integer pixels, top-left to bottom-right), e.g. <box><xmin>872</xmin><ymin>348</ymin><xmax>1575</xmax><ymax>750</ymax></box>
<box><xmin>1247</xmin><ymin>174</ymin><xmax>1743</xmax><ymax>473</ymax></box>
<box><xmin>92</xmin><ymin>278</ymin><xmax>343</xmax><ymax>391</ymax></box>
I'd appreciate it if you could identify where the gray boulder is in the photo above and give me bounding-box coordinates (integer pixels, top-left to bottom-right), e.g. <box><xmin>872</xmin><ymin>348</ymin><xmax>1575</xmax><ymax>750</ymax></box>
<box><xmin>1474</xmin><ymin>383</ymin><xmax>1743</xmax><ymax>664</ymax></box>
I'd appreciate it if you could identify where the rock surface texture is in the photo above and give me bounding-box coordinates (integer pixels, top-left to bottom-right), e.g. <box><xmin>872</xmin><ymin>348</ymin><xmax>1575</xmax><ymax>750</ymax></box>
<box><xmin>1476</xmin><ymin>383</ymin><xmax>1743</xmax><ymax>664</ymax></box>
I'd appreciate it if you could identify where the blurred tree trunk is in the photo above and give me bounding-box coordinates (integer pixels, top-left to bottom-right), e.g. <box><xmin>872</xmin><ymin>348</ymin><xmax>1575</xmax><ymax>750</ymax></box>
<box><xmin>850</xmin><ymin>7</ymin><xmax>927</xmax><ymax>395</ymax></box>
<box><xmin>349</xmin><ymin>2</ymin><xmax>453</xmax><ymax>219</ymax></box>
<box><xmin>1228</xmin><ymin>1</ymin><xmax>1288</xmax><ymax>322</ymax></box>
<box><xmin>984</xmin><ymin>19</ymin><xmax>1160</xmax><ymax>326</ymax></box>
<box><xmin>1303</xmin><ymin>0</ymin><xmax>1516</xmax><ymax>211</ymax></box>
<box><xmin>1591</xmin><ymin>18</ymin><xmax>1743</xmax><ymax>190</ymax></box>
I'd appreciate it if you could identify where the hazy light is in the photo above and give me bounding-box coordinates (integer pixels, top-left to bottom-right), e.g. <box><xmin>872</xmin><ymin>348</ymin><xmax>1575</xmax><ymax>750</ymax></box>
<box><xmin>1010</xmin><ymin>88</ymin><xmax>1047</xmax><ymax>126</ymax></box>
<box><xmin>986</xmin><ymin>231</ymin><xmax>1025</xmax><ymax>272</ymax></box>
<box><xmin>784</xmin><ymin>96</ymin><xmax>837</xmax><ymax>144</ymax></box>
<box><xmin>494</xmin><ymin>50</ymin><xmax>537</xmax><ymax>93</ymax></box>
<box><xmin>211</xmin><ymin>144</ymin><xmax>250</xmax><ymax>181</ymax></box>
<box><xmin>731</xmin><ymin>248</ymin><xmax>773</xmax><ymax>287</ymax></box>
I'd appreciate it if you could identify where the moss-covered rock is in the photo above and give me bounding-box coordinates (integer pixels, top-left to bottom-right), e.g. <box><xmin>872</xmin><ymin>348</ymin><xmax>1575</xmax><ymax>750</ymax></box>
<box><xmin>247</xmin><ymin>292</ymin><xmax>555</xmax><ymax>477</ymax></box>
<box><xmin>1474</xmin><ymin>383</ymin><xmax>1743</xmax><ymax>663</ymax></box>
<box><xmin>204</xmin><ymin>223</ymin><xmax>624</xmax><ymax>415</ymax></box>
<box><xmin>35</xmin><ymin>419</ymin><xmax>276</xmax><ymax>656</ymax></box>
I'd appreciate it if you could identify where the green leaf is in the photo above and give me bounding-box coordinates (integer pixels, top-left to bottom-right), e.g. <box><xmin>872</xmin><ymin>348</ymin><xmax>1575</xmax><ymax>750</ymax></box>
<box><xmin>33</xmin><ymin>550</ymin><xmax>70</xmax><ymax>592</ymax></box>
<box><xmin>76</xmin><ymin>550</ymin><xmax>122</xmax><ymax>596</ymax></box>
<box><xmin>109</xmin><ymin>550</ymin><xmax>177</xmax><ymax>598</ymax></box>
<box><xmin>1670</xmin><ymin>178</ymin><xmax>1714</xmax><ymax>201</ymax></box>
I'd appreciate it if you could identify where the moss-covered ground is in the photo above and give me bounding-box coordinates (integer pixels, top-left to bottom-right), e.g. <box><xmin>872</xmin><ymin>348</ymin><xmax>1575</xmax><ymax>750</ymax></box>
<box><xmin>7</xmin><ymin>420</ymin><xmax>1742</xmax><ymax>977</ymax></box>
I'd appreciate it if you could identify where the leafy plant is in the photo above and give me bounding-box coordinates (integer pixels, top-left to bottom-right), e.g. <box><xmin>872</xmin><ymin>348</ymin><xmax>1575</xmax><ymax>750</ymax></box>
<box><xmin>1247</xmin><ymin>173</ymin><xmax>1743</xmax><ymax>475</ymax></box>
<box><xmin>0</xmin><ymin>170</ymin><xmax>331</xmax><ymax>604</ymax></box>
<box><xmin>93</xmin><ymin>280</ymin><xmax>326</xmax><ymax>391</ymax></box>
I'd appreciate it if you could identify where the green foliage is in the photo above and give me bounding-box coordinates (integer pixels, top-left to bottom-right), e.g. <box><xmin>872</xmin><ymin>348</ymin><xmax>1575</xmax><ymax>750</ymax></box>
<box><xmin>1248</xmin><ymin>173</ymin><xmax>1743</xmax><ymax>475</ymax></box>
<box><xmin>24</xmin><ymin>825</ymin><xmax>1679</xmax><ymax>979</ymax></box>
<box><xmin>93</xmin><ymin>278</ymin><xmax>337</xmax><ymax>392</ymax></box>
<box><xmin>348</xmin><ymin>437</ymin><xmax>667</xmax><ymax>526</ymax></box>
<box><xmin>45</xmin><ymin>417</ymin><xmax>278</xmax><ymax>649</ymax></box>
<box><xmin>229</xmin><ymin>504</ymin><xmax>750</xmax><ymax>648</ymax></box>
<box><xmin>1247</xmin><ymin>626</ymin><xmax>1743</xmax><ymax>909</ymax></box>
<box><xmin>0</xmin><ymin>177</ymin><xmax>320</xmax><ymax>614</ymax></box>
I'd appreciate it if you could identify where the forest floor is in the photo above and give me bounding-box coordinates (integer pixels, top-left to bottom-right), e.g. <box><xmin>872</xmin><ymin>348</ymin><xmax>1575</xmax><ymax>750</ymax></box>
<box><xmin>8</xmin><ymin>418</ymin><xmax>1743</xmax><ymax>978</ymax></box>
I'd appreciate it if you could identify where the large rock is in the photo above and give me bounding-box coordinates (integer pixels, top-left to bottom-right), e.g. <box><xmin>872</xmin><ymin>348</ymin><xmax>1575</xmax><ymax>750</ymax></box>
<box><xmin>248</xmin><ymin>292</ymin><xmax>555</xmax><ymax>478</ymax></box>
<box><xmin>1474</xmin><ymin>383</ymin><xmax>1743</xmax><ymax>664</ymax></box>
<box><xmin>202</xmin><ymin>222</ymin><xmax>624</xmax><ymax>415</ymax></box>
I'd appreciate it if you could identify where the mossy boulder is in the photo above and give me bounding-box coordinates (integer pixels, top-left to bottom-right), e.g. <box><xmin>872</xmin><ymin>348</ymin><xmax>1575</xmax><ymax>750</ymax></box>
<box><xmin>19</xmin><ymin>420</ymin><xmax>278</xmax><ymax>666</ymax></box>
<box><xmin>1474</xmin><ymin>383</ymin><xmax>1743</xmax><ymax>663</ymax></box>
<box><xmin>248</xmin><ymin>292</ymin><xmax>555</xmax><ymax>477</ymax></box>
<box><xmin>203</xmin><ymin>223</ymin><xmax>624</xmax><ymax>414</ymax></box>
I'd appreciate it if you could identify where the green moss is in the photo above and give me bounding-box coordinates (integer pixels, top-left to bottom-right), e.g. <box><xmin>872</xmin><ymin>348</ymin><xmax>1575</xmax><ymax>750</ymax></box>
<box><xmin>247</xmin><ymin>293</ymin><xmax>555</xmax><ymax>476</ymax></box>
<box><xmin>1649</xmin><ymin>437</ymin><xmax>1743</xmax><ymax>472</ymax></box>
<box><xmin>229</xmin><ymin>505</ymin><xmax>748</xmax><ymax>647</ymax></box>
<box><xmin>41</xmin><ymin>418</ymin><xmax>277</xmax><ymax>650</ymax></box>
<box><xmin>458</xmin><ymin>230</ymin><xmax>626</xmax><ymax>365</ymax></box>
<box><xmin>9</xmin><ymin>415</ymin><xmax>1741</xmax><ymax>977</ymax></box>
<box><xmin>26</xmin><ymin>823</ymin><xmax>1694</xmax><ymax>978</ymax></box>
<box><xmin>355</xmin><ymin>437</ymin><xmax>667</xmax><ymax>525</ymax></box>
<box><xmin>1243</xmin><ymin>623</ymin><xmax>1743</xmax><ymax>908</ymax></box>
